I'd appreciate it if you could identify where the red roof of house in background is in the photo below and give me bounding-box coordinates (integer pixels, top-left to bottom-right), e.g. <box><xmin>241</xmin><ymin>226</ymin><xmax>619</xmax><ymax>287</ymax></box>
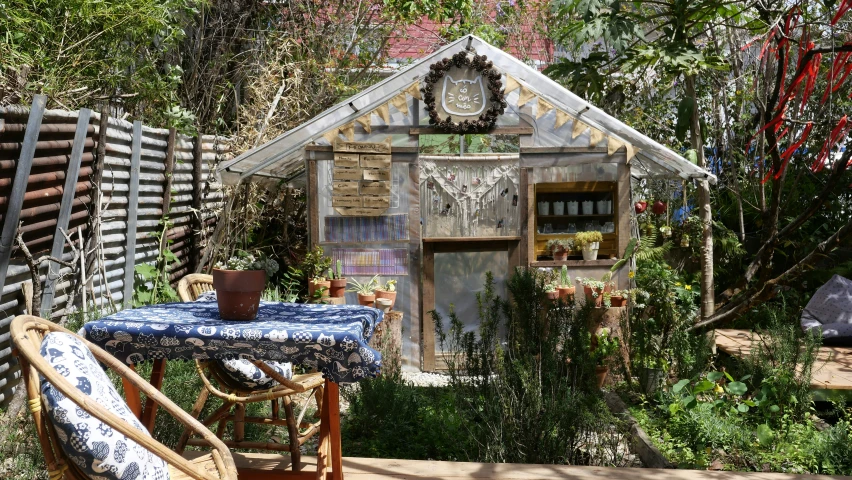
<box><xmin>386</xmin><ymin>2</ymin><xmax>555</xmax><ymax>68</ymax></box>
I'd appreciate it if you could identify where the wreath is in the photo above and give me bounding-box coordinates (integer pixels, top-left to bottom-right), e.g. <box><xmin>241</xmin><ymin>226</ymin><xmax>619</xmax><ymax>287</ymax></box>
<box><xmin>421</xmin><ymin>51</ymin><xmax>507</xmax><ymax>133</ymax></box>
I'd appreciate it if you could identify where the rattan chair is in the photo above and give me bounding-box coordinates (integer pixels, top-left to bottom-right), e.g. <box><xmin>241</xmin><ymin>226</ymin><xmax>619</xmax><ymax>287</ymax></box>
<box><xmin>10</xmin><ymin>315</ymin><xmax>237</xmax><ymax>480</ymax></box>
<box><xmin>175</xmin><ymin>274</ymin><xmax>324</xmax><ymax>470</ymax></box>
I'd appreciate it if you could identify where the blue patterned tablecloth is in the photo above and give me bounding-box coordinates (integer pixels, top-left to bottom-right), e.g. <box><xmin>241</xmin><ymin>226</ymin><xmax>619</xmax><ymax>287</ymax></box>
<box><xmin>79</xmin><ymin>302</ymin><xmax>383</xmax><ymax>384</ymax></box>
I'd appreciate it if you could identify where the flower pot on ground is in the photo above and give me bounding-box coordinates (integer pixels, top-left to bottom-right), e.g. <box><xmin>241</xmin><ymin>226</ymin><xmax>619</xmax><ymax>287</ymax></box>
<box><xmin>574</xmin><ymin>231</ymin><xmax>603</xmax><ymax>261</ymax></box>
<box><xmin>546</xmin><ymin>238</ymin><xmax>574</xmax><ymax>261</ymax></box>
<box><xmin>374</xmin><ymin>279</ymin><xmax>397</xmax><ymax>309</ymax></box>
<box><xmin>639</xmin><ymin>367</ymin><xmax>666</xmax><ymax>395</ymax></box>
<box><xmin>213</xmin><ymin>252</ymin><xmax>279</xmax><ymax>321</ymax></box>
<box><xmin>348</xmin><ymin>275</ymin><xmax>379</xmax><ymax>307</ymax></box>
<box><xmin>308</xmin><ymin>279</ymin><xmax>331</xmax><ymax>298</ymax></box>
<box><xmin>328</xmin><ymin>259</ymin><xmax>346</xmax><ymax>297</ymax></box>
<box><xmin>591</xmin><ymin>329</ymin><xmax>618</xmax><ymax>389</ymax></box>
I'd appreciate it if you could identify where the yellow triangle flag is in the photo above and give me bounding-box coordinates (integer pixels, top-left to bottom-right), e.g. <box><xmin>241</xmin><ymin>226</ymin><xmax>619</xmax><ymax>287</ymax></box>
<box><xmin>625</xmin><ymin>144</ymin><xmax>638</xmax><ymax>163</ymax></box>
<box><xmin>518</xmin><ymin>86</ymin><xmax>536</xmax><ymax>107</ymax></box>
<box><xmin>340</xmin><ymin>122</ymin><xmax>355</xmax><ymax>141</ymax></box>
<box><xmin>375</xmin><ymin>104</ymin><xmax>390</xmax><ymax>124</ymax></box>
<box><xmin>536</xmin><ymin>97</ymin><xmax>554</xmax><ymax>119</ymax></box>
<box><xmin>504</xmin><ymin>75</ymin><xmax>521</xmax><ymax>94</ymax></box>
<box><xmin>607</xmin><ymin>136</ymin><xmax>625</xmax><ymax>155</ymax></box>
<box><xmin>390</xmin><ymin>93</ymin><xmax>409</xmax><ymax>116</ymax></box>
<box><xmin>356</xmin><ymin>114</ymin><xmax>372</xmax><ymax>134</ymax></box>
<box><xmin>554</xmin><ymin>109</ymin><xmax>571</xmax><ymax>130</ymax></box>
<box><xmin>322</xmin><ymin>130</ymin><xmax>339</xmax><ymax>145</ymax></box>
<box><xmin>571</xmin><ymin>120</ymin><xmax>589</xmax><ymax>140</ymax></box>
<box><xmin>590</xmin><ymin>128</ymin><xmax>604</xmax><ymax>147</ymax></box>
<box><xmin>404</xmin><ymin>82</ymin><xmax>422</xmax><ymax>100</ymax></box>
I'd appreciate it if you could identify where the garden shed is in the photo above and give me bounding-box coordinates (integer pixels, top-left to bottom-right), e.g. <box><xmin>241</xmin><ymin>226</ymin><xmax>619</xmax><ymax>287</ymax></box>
<box><xmin>219</xmin><ymin>35</ymin><xmax>716</xmax><ymax>371</ymax></box>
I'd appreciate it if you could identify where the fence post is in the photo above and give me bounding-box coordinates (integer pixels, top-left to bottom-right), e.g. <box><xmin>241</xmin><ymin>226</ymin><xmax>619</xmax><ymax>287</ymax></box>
<box><xmin>122</xmin><ymin>120</ymin><xmax>142</xmax><ymax>308</ymax></box>
<box><xmin>83</xmin><ymin>103</ymin><xmax>109</xmax><ymax>306</ymax></box>
<box><xmin>39</xmin><ymin>108</ymin><xmax>92</xmax><ymax>318</ymax></box>
<box><xmin>0</xmin><ymin>94</ymin><xmax>46</xmax><ymax>294</ymax></box>
<box><xmin>158</xmin><ymin>128</ymin><xmax>177</xmax><ymax>268</ymax></box>
<box><xmin>190</xmin><ymin>133</ymin><xmax>204</xmax><ymax>273</ymax></box>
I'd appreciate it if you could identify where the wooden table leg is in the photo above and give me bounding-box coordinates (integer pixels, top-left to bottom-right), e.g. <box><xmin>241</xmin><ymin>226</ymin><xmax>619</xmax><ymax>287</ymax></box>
<box><xmin>141</xmin><ymin>359</ymin><xmax>167</xmax><ymax>433</ymax></box>
<box><xmin>327</xmin><ymin>380</ymin><xmax>343</xmax><ymax>480</ymax></box>
<box><xmin>315</xmin><ymin>382</ymin><xmax>330</xmax><ymax>480</ymax></box>
<box><xmin>122</xmin><ymin>364</ymin><xmax>143</xmax><ymax>420</ymax></box>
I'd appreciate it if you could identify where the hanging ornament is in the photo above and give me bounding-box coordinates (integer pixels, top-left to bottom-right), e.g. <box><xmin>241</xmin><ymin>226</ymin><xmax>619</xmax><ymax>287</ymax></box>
<box><xmin>472</xmin><ymin>177</ymin><xmax>482</xmax><ymax>186</ymax></box>
<box><xmin>462</xmin><ymin>184</ymin><xmax>468</xmax><ymax>193</ymax></box>
<box><xmin>634</xmin><ymin>200</ymin><xmax>648</xmax><ymax>214</ymax></box>
<box><xmin>512</xmin><ymin>194</ymin><xmax>518</xmax><ymax>206</ymax></box>
<box><xmin>500</xmin><ymin>187</ymin><xmax>509</xmax><ymax>197</ymax></box>
<box><xmin>497</xmin><ymin>218</ymin><xmax>504</xmax><ymax>229</ymax></box>
<box><xmin>447</xmin><ymin>172</ymin><xmax>456</xmax><ymax>182</ymax></box>
<box><xmin>440</xmin><ymin>203</ymin><xmax>451</xmax><ymax>215</ymax></box>
<box><xmin>652</xmin><ymin>200</ymin><xmax>667</xmax><ymax>215</ymax></box>
<box><xmin>554</xmin><ymin>109</ymin><xmax>571</xmax><ymax>130</ymax></box>
<box><xmin>427</xmin><ymin>180</ymin><xmax>435</xmax><ymax>190</ymax></box>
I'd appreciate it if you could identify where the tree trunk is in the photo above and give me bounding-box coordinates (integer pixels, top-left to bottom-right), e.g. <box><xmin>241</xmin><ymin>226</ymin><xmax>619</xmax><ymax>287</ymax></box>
<box><xmin>685</xmin><ymin>75</ymin><xmax>715</xmax><ymax>320</ymax></box>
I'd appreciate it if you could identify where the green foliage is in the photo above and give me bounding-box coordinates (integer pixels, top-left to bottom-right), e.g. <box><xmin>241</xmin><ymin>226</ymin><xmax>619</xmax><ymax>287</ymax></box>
<box><xmin>592</xmin><ymin>329</ymin><xmax>619</xmax><ymax>366</ymax></box>
<box><xmin>346</xmin><ymin>275</ymin><xmax>379</xmax><ymax>295</ymax></box>
<box><xmin>560</xmin><ymin>265</ymin><xmax>571</xmax><ymax>287</ymax></box>
<box><xmin>573</xmin><ymin>231</ymin><xmax>603</xmax><ymax>249</ymax></box>
<box><xmin>301</xmin><ymin>246</ymin><xmax>332</xmax><ymax>283</ymax></box>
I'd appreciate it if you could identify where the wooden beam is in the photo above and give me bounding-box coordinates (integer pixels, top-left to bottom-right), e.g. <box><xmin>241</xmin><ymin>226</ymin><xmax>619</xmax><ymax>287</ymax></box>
<box><xmin>422</xmin><ymin>241</ymin><xmax>435</xmax><ymax>371</ymax></box>
<box><xmin>122</xmin><ymin>121</ymin><xmax>142</xmax><ymax>308</ymax></box>
<box><xmin>409</xmin><ymin>126</ymin><xmax>534</xmax><ymax>135</ymax></box>
<box><xmin>190</xmin><ymin>133</ymin><xmax>204</xmax><ymax>273</ymax></box>
<box><xmin>84</xmin><ymin>103</ymin><xmax>110</xmax><ymax>298</ymax></box>
<box><xmin>0</xmin><ymin>95</ymin><xmax>46</xmax><ymax>293</ymax></box>
<box><xmin>39</xmin><ymin>108</ymin><xmax>91</xmax><ymax>318</ymax></box>
<box><xmin>520</xmin><ymin>146</ymin><xmax>609</xmax><ymax>154</ymax></box>
<box><xmin>305</xmin><ymin>145</ymin><xmax>418</xmax><ymax>154</ymax></box>
<box><xmin>408</xmin><ymin>161</ymin><xmax>421</xmax><ymax>370</ymax></box>
<box><xmin>422</xmin><ymin>236</ymin><xmax>521</xmax><ymax>243</ymax></box>
<box><xmin>159</xmin><ymin>128</ymin><xmax>177</xmax><ymax>264</ymax></box>
<box><xmin>308</xmin><ymin>159</ymin><xmax>319</xmax><ymax>247</ymax></box>
<box><xmin>517</xmin><ymin>167</ymin><xmax>529</xmax><ymax>267</ymax></box>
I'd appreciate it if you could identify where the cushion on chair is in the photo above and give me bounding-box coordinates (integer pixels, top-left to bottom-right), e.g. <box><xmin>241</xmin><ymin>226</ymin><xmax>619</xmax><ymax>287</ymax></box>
<box><xmin>801</xmin><ymin>274</ymin><xmax>852</xmax><ymax>345</ymax></box>
<box><xmin>193</xmin><ymin>291</ymin><xmax>294</xmax><ymax>389</ymax></box>
<box><xmin>39</xmin><ymin>332</ymin><xmax>170</xmax><ymax>480</ymax></box>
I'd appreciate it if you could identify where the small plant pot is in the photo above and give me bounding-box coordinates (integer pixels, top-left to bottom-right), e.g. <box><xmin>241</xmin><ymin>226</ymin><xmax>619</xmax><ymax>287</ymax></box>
<box><xmin>212</xmin><ymin>269</ymin><xmax>265</xmax><ymax>321</ymax></box>
<box><xmin>329</xmin><ymin>278</ymin><xmax>347</xmax><ymax>298</ymax></box>
<box><xmin>582</xmin><ymin>243</ymin><xmax>599</xmax><ymax>261</ymax></box>
<box><xmin>610</xmin><ymin>295</ymin><xmax>628</xmax><ymax>307</ymax></box>
<box><xmin>553</xmin><ymin>201</ymin><xmax>565</xmax><ymax>215</ymax></box>
<box><xmin>357</xmin><ymin>293</ymin><xmax>376</xmax><ymax>306</ymax></box>
<box><xmin>309</xmin><ymin>280</ymin><xmax>331</xmax><ymax>298</ymax></box>
<box><xmin>375</xmin><ymin>298</ymin><xmax>393</xmax><ymax>313</ymax></box>
<box><xmin>557</xmin><ymin>286</ymin><xmax>575</xmax><ymax>301</ymax></box>
<box><xmin>595</xmin><ymin>365</ymin><xmax>609</xmax><ymax>388</ymax></box>
<box><xmin>374</xmin><ymin>289</ymin><xmax>397</xmax><ymax>309</ymax></box>
<box><xmin>639</xmin><ymin>367</ymin><xmax>666</xmax><ymax>395</ymax></box>
<box><xmin>567</xmin><ymin>201</ymin><xmax>579</xmax><ymax>215</ymax></box>
<box><xmin>546</xmin><ymin>291</ymin><xmax>559</xmax><ymax>301</ymax></box>
<box><xmin>583</xmin><ymin>284</ymin><xmax>610</xmax><ymax>308</ymax></box>
<box><xmin>552</xmin><ymin>249</ymin><xmax>568</xmax><ymax>261</ymax></box>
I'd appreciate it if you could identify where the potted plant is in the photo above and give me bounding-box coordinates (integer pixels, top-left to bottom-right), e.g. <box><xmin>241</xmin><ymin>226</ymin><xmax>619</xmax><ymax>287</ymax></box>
<box><xmin>592</xmin><ymin>329</ymin><xmax>619</xmax><ymax>388</ymax></box>
<box><xmin>660</xmin><ymin>225</ymin><xmax>672</xmax><ymax>238</ymax></box>
<box><xmin>309</xmin><ymin>273</ymin><xmax>331</xmax><ymax>299</ymax></box>
<box><xmin>577</xmin><ymin>275</ymin><xmax>612</xmax><ymax>308</ymax></box>
<box><xmin>638</xmin><ymin>358</ymin><xmax>669</xmax><ymax>395</ymax></box>
<box><xmin>303</xmin><ymin>246</ymin><xmax>332</xmax><ymax>298</ymax></box>
<box><xmin>546</xmin><ymin>238</ymin><xmax>574</xmax><ymax>261</ymax></box>
<box><xmin>374</xmin><ymin>278</ymin><xmax>397</xmax><ymax>309</ymax></box>
<box><xmin>557</xmin><ymin>265</ymin><xmax>575</xmax><ymax>300</ymax></box>
<box><xmin>347</xmin><ymin>275</ymin><xmax>378</xmax><ymax>306</ymax></box>
<box><xmin>213</xmin><ymin>251</ymin><xmax>279</xmax><ymax>320</ymax></box>
<box><xmin>608</xmin><ymin>289</ymin><xmax>630</xmax><ymax>307</ymax></box>
<box><xmin>544</xmin><ymin>283</ymin><xmax>559</xmax><ymax>301</ymax></box>
<box><xmin>329</xmin><ymin>260</ymin><xmax>346</xmax><ymax>297</ymax></box>
<box><xmin>574</xmin><ymin>231</ymin><xmax>603</xmax><ymax>261</ymax></box>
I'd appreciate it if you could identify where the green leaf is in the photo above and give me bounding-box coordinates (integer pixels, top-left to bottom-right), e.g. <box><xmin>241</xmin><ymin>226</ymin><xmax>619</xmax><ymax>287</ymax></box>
<box><xmin>673</xmin><ymin>379</ymin><xmax>690</xmax><ymax>393</ymax></box>
<box><xmin>707</xmin><ymin>371</ymin><xmax>724</xmax><ymax>382</ymax></box>
<box><xmin>724</xmin><ymin>371</ymin><xmax>734</xmax><ymax>382</ymax></box>
<box><xmin>135</xmin><ymin>264</ymin><xmax>157</xmax><ymax>280</ymax></box>
<box><xmin>736</xmin><ymin>403</ymin><xmax>749</xmax><ymax>413</ymax></box>
<box><xmin>756</xmin><ymin>424</ymin><xmax>774</xmax><ymax>444</ymax></box>
<box><xmin>681</xmin><ymin>395</ymin><xmax>697</xmax><ymax>409</ymax></box>
<box><xmin>726</xmin><ymin>381</ymin><xmax>748</xmax><ymax>396</ymax></box>
<box><xmin>769</xmin><ymin>405</ymin><xmax>780</xmax><ymax>413</ymax></box>
<box><xmin>693</xmin><ymin>379</ymin><xmax>714</xmax><ymax>394</ymax></box>
<box><xmin>675</xmin><ymin>96</ymin><xmax>695</xmax><ymax>142</ymax></box>
<box><xmin>684</xmin><ymin>149</ymin><xmax>698</xmax><ymax>164</ymax></box>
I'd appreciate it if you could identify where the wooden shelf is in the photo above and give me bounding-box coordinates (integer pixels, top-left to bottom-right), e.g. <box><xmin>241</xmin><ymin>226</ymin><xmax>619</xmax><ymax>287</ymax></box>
<box><xmin>534</xmin><ymin>233</ymin><xmax>616</xmax><ymax>238</ymax></box>
<box><xmin>531</xmin><ymin>259</ymin><xmax>618</xmax><ymax>267</ymax></box>
<box><xmin>538</xmin><ymin>214</ymin><xmax>613</xmax><ymax>219</ymax></box>
<box><xmin>423</xmin><ymin>236</ymin><xmax>521</xmax><ymax>243</ymax></box>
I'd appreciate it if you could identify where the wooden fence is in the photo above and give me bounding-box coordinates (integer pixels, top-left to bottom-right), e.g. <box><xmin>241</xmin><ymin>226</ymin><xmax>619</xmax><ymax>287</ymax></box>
<box><xmin>0</xmin><ymin>96</ymin><xmax>228</xmax><ymax>405</ymax></box>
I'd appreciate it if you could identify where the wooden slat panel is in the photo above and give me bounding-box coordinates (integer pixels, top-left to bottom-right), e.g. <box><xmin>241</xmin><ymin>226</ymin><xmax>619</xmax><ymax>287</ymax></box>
<box><xmin>122</xmin><ymin>121</ymin><xmax>142</xmax><ymax>308</ymax></box>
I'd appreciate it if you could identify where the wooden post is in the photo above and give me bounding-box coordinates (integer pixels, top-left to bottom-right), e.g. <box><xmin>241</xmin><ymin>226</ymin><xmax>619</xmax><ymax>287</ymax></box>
<box><xmin>39</xmin><ymin>108</ymin><xmax>92</xmax><ymax>318</ymax></box>
<box><xmin>421</xmin><ymin>241</ymin><xmax>435</xmax><ymax>371</ymax></box>
<box><xmin>158</xmin><ymin>128</ymin><xmax>177</xmax><ymax>269</ymax></box>
<box><xmin>0</xmin><ymin>95</ymin><xmax>46</xmax><ymax>293</ymax></box>
<box><xmin>308</xmin><ymin>158</ymin><xmax>319</xmax><ymax>247</ymax></box>
<box><xmin>408</xmin><ymin>161</ymin><xmax>421</xmax><ymax>371</ymax></box>
<box><xmin>122</xmin><ymin>121</ymin><xmax>142</xmax><ymax>308</ymax></box>
<box><xmin>84</xmin><ymin>103</ymin><xmax>109</xmax><ymax>300</ymax></box>
<box><xmin>191</xmin><ymin>133</ymin><xmax>204</xmax><ymax>273</ymax></box>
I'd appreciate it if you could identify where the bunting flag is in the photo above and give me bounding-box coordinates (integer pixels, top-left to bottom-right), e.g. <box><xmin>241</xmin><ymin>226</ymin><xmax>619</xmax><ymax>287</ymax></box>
<box><xmin>536</xmin><ymin>97</ymin><xmax>554</xmax><ymax>119</ymax></box>
<box><xmin>322</xmin><ymin>130</ymin><xmax>339</xmax><ymax>145</ymax></box>
<box><xmin>518</xmin><ymin>86</ymin><xmax>536</xmax><ymax>106</ymax></box>
<box><xmin>590</xmin><ymin>128</ymin><xmax>604</xmax><ymax>147</ymax></box>
<box><xmin>504</xmin><ymin>75</ymin><xmax>521</xmax><ymax>94</ymax></box>
<box><xmin>404</xmin><ymin>82</ymin><xmax>422</xmax><ymax>100</ymax></box>
<box><xmin>356</xmin><ymin>114</ymin><xmax>372</xmax><ymax>134</ymax></box>
<box><xmin>607</xmin><ymin>136</ymin><xmax>625</xmax><ymax>155</ymax></box>
<box><xmin>625</xmin><ymin>144</ymin><xmax>638</xmax><ymax>163</ymax></box>
<box><xmin>571</xmin><ymin>119</ymin><xmax>589</xmax><ymax>139</ymax></box>
<box><xmin>554</xmin><ymin>109</ymin><xmax>571</xmax><ymax>130</ymax></box>
<box><xmin>375</xmin><ymin>104</ymin><xmax>390</xmax><ymax>124</ymax></box>
<box><xmin>390</xmin><ymin>93</ymin><xmax>409</xmax><ymax>116</ymax></box>
<box><xmin>340</xmin><ymin>122</ymin><xmax>355</xmax><ymax>141</ymax></box>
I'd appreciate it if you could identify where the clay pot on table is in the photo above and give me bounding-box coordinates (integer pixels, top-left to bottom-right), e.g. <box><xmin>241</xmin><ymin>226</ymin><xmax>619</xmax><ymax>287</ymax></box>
<box><xmin>374</xmin><ymin>289</ymin><xmax>397</xmax><ymax>309</ymax></box>
<box><xmin>309</xmin><ymin>280</ymin><xmax>331</xmax><ymax>298</ymax></box>
<box><xmin>212</xmin><ymin>269</ymin><xmax>266</xmax><ymax>321</ymax></box>
<box><xmin>329</xmin><ymin>278</ymin><xmax>347</xmax><ymax>297</ymax></box>
<box><xmin>357</xmin><ymin>292</ymin><xmax>376</xmax><ymax>307</ymax></box>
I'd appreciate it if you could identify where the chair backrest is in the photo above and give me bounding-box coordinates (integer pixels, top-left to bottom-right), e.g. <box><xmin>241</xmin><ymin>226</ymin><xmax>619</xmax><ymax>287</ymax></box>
<box><xmin>178</xmin><ymin>274</ymin><xmax>214</xmax><ymax>302</ymax></box>
<box><xmin>11</xmin><ymin>315</ymin><xmax>236</xmax><ymax>480</ymax></box>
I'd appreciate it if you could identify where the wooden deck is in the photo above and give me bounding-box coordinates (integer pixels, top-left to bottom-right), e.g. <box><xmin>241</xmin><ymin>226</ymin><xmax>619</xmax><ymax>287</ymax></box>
<box><xmin>200</xmin><ymin>452</ymin><xmax>851</xmax><ymax>479</ymax></box>
<box><xmin>714</xmin><ymin>329</ymin><xmax>852</xmax><ymax>391</ymax></box>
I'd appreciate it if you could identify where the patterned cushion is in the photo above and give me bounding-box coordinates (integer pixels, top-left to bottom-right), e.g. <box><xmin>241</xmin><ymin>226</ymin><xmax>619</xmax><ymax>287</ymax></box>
<box><xmin>193</xmin><ymin>291</ymin><xmax>294</xmax><ymax>389</ymax></box>
<box><xmin>39</xmin><ymin>332</ymin><xmax>170</xmax><ymax>480</ymax></box>
<box><xmin>801</xmin><ymin>275</ymin><xmax>852</xmax><ymax>345</ymax></box>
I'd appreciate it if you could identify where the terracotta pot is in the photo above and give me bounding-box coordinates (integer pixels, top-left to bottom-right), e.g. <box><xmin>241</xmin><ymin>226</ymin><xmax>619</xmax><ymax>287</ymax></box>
<box><xmin>374</xmin><ymin>289</ymin><xmax>397</xmax><ymax>309</ymax></box>
<box><xmin>212</xmin><ymin>269</ymin><xmax>265</xmax><ymax>321</ymax></box>
<box><xmin>546</xmin><ymin>290</ymin><xmax>559</xmax><ymax>301</ymax></box>
<box><xmin>357</xmin><ymin>293</ymin><xmax>376</xmax><ymax>306</ymax></box>
<box><xmin>553</xmin><ymin>249</ymin><xmax>568</xmax><ymax>261</ymax></box>
<box><xmin>308</xmin><ymin>280</ymin><xmax>331</xmax><ymax>298</ymax></box>
<box><xmin>583</xmin><ymin>284</ymin><xmax>611</xmax><ymax>308</ymax></box>
<box><xmin>610</xmin><ymin>295</ymin><xmax>628</xmax><ymax>307</ymax></box>
<box><xmin>595</xmin><ymin>365</ymin><xmax>609</xmax><ymax>388</ymax></box>
<box><xmin>557</xmin><ymin>286</ymin><xmax>575</xmax><ymax>300</ymax></box>
<box><xmin>329</xmin><ymin>278</ymin><xmax>347</xmax><ymax>298</ymax></box>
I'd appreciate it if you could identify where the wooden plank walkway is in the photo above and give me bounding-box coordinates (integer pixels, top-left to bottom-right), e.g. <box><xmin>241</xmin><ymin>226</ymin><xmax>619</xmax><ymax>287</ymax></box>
<box><xmin>715</xmin><ymin>329</ymin><xmax>852</xmax><ymax>390</ymax></box>
<box><xmin>213</xmin><ymin>452</ymin><xmax>851</xmax><ymax>479</ymax></box>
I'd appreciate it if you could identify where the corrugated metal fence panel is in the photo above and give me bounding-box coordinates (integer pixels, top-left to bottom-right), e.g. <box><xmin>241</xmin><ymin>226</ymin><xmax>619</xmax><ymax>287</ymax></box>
<box><xmin>0</xmin><ymin>106</ymin><xmax>229</xmax><ymax>405</ymax></box>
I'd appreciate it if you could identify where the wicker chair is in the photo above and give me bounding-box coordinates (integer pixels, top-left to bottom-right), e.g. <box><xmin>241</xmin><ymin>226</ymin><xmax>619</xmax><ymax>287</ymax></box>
<box><xmin>175</xmin><ymin>274</ymin><xmax>324</xmax><ymax>470</ymax></box>
<box><xmin>10</xmin><ymin>315</ymin><xmax>237</xmax><ymax>480</ymax></box>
